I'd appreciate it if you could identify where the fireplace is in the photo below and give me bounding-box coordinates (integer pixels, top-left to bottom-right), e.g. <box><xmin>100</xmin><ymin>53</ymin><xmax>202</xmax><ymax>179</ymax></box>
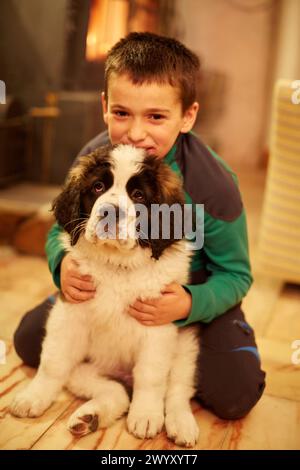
<box><xmin>63</xmin><ymin>0</ymin><xmax>163</xmax><ymax>91</ymax></box>
<box><xmin>0</xmin><ymin>0</ymin><xmax>184</xmax><ymax>185</ymax></box>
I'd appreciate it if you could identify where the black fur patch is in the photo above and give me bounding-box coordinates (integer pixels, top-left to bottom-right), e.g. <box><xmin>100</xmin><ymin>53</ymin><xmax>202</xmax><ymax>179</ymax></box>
<box><xmin>52</xmin><ymin>146</ymin><xmax>114</xmax><ymax>245</ymax></box>
<box><xmin>127</xmin><ymin>155</ymin><xmax>186</xmax><ymax>259</ymax></box>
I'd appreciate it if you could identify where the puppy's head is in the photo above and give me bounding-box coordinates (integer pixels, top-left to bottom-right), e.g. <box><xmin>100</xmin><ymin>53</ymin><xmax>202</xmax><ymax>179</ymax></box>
<box><xmin>53</xmin><ymin>144</ymin><xmax>186</xmax><ymax>259</ymax></box>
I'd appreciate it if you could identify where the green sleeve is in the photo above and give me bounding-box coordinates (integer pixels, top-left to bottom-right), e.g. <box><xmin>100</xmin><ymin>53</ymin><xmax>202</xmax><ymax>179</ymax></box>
<box><xmin>175</xmin><ymin>209</ymin><xmax>253</xmax><ymax>326</ymax></box>
<box><xmin>45</xmin><ymin>223</ymin><xmax>66</xmax><ymax>289</ymax></box>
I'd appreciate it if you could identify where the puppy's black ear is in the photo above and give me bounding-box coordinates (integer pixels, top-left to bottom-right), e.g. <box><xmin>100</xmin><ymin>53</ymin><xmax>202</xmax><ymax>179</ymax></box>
<box><xmin>148</xmin><ymin>161</ymin><xmax>186</xmax><ymax>259</ymax></box>
<box><xmin>150</xmin><ymin>238</ymin><xmax>176</xmax><ymax>260</ymax></box>
<box><xmin>148</xmin><ymin>207</ymin><xmax>185</xmax><ymax>260</ymax></box>
<box><xmin>52</xmin><ymin>177</ymin><xmax>82</xmax><ymax>245</ymax></box>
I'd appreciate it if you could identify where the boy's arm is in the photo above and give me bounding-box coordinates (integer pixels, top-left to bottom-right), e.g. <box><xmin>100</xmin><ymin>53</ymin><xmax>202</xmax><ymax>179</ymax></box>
<box><xmin>45</xmin><ymin>222</ymin><xmax>65</xmax><ymax>289</ymax></box>
<box><xmin>175</xmin><ymin>208</ymin><xmax>253</xmax><ymax>327</ymax></box>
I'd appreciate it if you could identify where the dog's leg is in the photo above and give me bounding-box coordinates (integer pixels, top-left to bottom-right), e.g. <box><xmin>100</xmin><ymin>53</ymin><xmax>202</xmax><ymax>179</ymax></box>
<box><xmin>165</xmin><ymin>327</ymin><xmax>199</xmax><ymax>447</ymax></box>
<box><xmin>127</xmin><ymin>328</ymin><xmax>177</xmax><ymax>439</ymax></box>
<box><xmin>10</xmin><ymin>366</ymin><xmax>65</xmax><ymax>418</ymax></box>
<box><xmin>66</xmin><ymin>363</ymin><xmax>130</xmax><ymax>437</ymax></box>
<box><xmin>10</xmin><ymin>302</ymin><xmax>88</xmax><ymax>418</ymax></box>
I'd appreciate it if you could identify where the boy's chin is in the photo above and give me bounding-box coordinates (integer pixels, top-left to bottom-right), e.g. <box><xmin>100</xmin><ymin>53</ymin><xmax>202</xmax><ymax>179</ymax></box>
<box><xmin>145</xmin><ymin>147</ymin><xmax>157</xmax><ymax>156</ymax></box>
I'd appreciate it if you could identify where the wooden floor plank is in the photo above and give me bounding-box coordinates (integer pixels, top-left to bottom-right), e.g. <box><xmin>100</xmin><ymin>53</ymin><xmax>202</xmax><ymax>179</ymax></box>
<box><xmin>0</xmin><ymin>251</ymin><xmax>54</xmax><ymax>341</ymax></box>
<box><xmin>31</xmin><ymin>400</ymin><xmax>230</xmax><ymax>450</ymax></box>
<box><xmin>0</xmin><ymin>342</ymin><xmax>74</xmax><ymax>450</ymax></box>
<box><xmin>242</xmin><ymin>275</ymin><xmax>283</xmax><ymax>337</ymax></box>
<box><xmin>221</xmin><ymin>394</ymin><xmax>300</xmax><ymax>450</ymax></box>
<box><xmin>257</xmin><ymin>337</ymin><xmax>300</xmax><ymax>402</ymax></box>
<box><xmin>264</xmin><ymin>283</ymin><xmax>300</xmax><ymax>343</ymax></box>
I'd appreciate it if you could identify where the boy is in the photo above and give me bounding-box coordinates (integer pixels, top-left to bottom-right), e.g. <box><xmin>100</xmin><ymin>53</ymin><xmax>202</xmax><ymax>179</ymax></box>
<box><xmin>14</xmin><ymin>32</ymin><xmax>265</xmax><ymax>420</ymax></box>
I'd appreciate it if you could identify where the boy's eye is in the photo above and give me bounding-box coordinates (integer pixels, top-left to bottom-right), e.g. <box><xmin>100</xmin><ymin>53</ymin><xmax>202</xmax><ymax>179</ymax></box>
<box><xmin>149</xmin><ymin>114</ymin><xmax>164</xmax><ymax>121</ymax></box>
<box><xmin>149</xmin><ymin>113</ymin><xmax>166</xmax><ymax>123</ymax></box>
<box><xmin>113</xmin><ymin>110</ymin><xmax>128</xmax><ymax>118</ymax></box>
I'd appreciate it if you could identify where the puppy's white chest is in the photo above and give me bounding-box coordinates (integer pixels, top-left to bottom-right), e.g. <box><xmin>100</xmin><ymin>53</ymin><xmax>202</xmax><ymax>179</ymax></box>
<box><xmin>87</xmin><ymin>266</ymin><xmax>162</xmax><ymax>325</ymax></box>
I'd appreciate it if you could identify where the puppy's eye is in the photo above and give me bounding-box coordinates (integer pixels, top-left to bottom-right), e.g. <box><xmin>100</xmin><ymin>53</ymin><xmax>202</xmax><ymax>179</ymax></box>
<box><xmin>131</xmin><ymin>189</ymin><xmax>144</xmax><ymax>202</ymax></box>
<box><xmin>100</xmin><ymin>162</ymin><xmax>110</xmax><ymax>168</ymax></box>
<box><xmin>93</xmin><ymin>181</ymin><xmax>105</xmax><ymax>194</ymax></box>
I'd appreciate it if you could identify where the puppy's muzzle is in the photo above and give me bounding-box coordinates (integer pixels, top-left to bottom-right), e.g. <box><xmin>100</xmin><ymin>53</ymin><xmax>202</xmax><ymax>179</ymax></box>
<box><xmin>96</xmin><ymin>203</ymin><xmax>129</xmax><ymax>240</ymax></box>
<box><xmin>99</xmin><ymin>203</ymin><xmax>126</xmax><ymax>223</ymax></box>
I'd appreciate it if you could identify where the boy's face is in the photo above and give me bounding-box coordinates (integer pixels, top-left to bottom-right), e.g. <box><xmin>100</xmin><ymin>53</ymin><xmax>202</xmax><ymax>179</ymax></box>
<box><xmin>102</xmin><ymin>73</ymin><xmax>199</xmax><ymax>159</ymax></box>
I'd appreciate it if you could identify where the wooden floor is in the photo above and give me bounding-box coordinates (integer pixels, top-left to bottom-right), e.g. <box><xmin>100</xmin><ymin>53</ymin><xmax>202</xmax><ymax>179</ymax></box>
<box><xmin>0</xmin><ymin>167</ymin><xmax>299</xmax><ymax>450</ymax></box>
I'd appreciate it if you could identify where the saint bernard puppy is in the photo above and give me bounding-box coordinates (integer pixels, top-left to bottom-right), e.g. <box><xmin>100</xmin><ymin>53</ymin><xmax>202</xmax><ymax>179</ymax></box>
<box><xmin>11</xmin><ymin>144</ymin><xmax>200</xmax><ymax>447</ymax></box>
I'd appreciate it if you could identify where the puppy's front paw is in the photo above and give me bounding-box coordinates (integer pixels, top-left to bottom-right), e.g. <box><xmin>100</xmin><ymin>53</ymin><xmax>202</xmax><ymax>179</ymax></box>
<box><xmin>165</xmin><ymin>410</ymin><xmax>199</xmax><ymax>447</ymax></box>
<box><xmin>127</xmin><ymin>407</ymin><xmax>164</xmax><ymax>439</ymax></box>
<box><xmin>10</xmin><ymin>387</ymin><xmax>52</xmax><ymax>418</ymax></box>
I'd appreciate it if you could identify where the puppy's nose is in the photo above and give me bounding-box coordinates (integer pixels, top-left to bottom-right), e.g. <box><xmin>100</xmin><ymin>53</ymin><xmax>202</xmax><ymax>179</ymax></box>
<box><xmin>99</xmin><ymin>203</ymin><xmax>126</xmax><ymax>221</ymax></box>
<box><xmin>114</xmin><ymin>205</ymin><xmax>126</xmax><ymax>221</ymax></box>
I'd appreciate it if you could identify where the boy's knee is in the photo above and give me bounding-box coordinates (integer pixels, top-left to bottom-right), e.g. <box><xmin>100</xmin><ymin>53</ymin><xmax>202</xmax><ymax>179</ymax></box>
<box><xmin>13</xmin><ymin>297</ymin><xmax>54</xmax><ymax>368</ymax></box>
<box><xmin>210</xmin><ymin>375</ymin><xmax>266</xmax><ymax>420</ymax></box>
<box><xmin>14</xmin><ymin>317</ymin><xmax>40</xmax><ymax>368</ymax></box>
<box><xmin>196</xmin><ymin>350</ymin><xmax>266</xmax><ymax>420</ymax></box>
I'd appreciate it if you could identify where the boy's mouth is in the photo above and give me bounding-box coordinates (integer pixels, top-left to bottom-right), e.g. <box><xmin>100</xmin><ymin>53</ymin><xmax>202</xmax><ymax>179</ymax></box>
<box><xmin>136</xmin><ymin>146</ymin><xmax>155</xmax><ymax>155</ymax></box>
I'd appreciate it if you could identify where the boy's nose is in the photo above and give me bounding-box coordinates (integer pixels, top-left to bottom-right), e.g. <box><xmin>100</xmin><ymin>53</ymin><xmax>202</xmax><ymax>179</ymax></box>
<box><xmin>127</xmin><ymin>122</ymin><xmax>146</xmax><ymax>143</ymax></box>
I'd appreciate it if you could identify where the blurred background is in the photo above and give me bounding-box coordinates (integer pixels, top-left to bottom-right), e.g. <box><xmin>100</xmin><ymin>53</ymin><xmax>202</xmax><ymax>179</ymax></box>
<box><xmin>1</xmin><ymin>0</ymin><xmax>299</xmax><ymax>186</ymax></box>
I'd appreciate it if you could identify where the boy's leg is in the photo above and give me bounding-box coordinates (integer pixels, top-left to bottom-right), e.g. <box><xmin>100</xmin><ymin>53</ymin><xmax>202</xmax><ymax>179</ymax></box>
<box><xmin>195</xmin><ymin>303</ymin><xmax>266</xmax><ymax>420</ymax></box>
<box><xmin>13</xmin><ymin>294</ymin><xmax>57</xmax><ymax>368</ymax></box>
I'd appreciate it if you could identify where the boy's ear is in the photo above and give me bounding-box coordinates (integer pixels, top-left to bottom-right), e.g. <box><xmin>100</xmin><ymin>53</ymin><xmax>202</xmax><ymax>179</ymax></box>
<box><xmin>101</xmin><ymin>91</ymin><xmax>108</xmax><ymax>125</ymax></box>
<box><xmin>180</xmin><ymin>102</ymin><xmax>199</xmax><ymax>133</ymax></box>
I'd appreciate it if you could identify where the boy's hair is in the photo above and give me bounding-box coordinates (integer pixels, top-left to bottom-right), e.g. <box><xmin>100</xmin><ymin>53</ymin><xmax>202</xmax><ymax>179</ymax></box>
<box><xmin>104</xmin><ymin>32</ymin><xmax>200</xmax><ymax>112</ymax></box>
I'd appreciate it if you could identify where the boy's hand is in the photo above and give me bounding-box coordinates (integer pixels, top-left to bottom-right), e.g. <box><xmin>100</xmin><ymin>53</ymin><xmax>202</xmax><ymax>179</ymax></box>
<box><xmin>60</xmin><ymin>253</ymin><xmax>96</xmax><ymax>303</ymax></box>
<box><xmin>128</xmin><ymin>283</ymin><xmax>192</xmax><ymax>326</ymax></box>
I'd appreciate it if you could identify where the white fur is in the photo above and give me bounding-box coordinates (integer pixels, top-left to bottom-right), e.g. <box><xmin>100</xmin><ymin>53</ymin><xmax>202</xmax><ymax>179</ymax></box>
<box><xmin>11</xmin><ymin>145</ymin><xmax>200</xmax><ymax>447</ymax></box>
